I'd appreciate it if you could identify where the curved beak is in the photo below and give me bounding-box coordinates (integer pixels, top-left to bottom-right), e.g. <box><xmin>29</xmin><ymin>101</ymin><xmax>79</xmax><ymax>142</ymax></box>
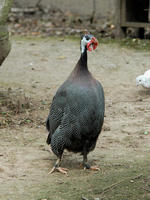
<box><xmin>87</xmin><ymin>37</ymin><xmax>98</xmax><ymax>51</ymax></box>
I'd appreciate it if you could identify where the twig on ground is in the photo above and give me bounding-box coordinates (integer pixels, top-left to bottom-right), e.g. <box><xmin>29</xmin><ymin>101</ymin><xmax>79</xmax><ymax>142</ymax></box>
<box><xmin>141</xmin><ymin>186</ymin><xmax>150</xmax><ymax>193</ymax></box>
<box><xmin>100</xmin><ymin>174</ymin><xmax>143</xmax><ymax>196</ymax></box>
<box><xmin>81</xmin><ymin>196</ymin><xmax>89</xmax><ymax>200</ymax></box>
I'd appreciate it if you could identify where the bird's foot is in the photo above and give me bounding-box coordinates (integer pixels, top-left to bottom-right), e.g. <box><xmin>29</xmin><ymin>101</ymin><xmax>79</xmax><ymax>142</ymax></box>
<box><xmin>48</xmin><ymin>166</ymin><xmax>69</xmax><ymax>174</ymax></box>
<box><xmin>56</xmin><ymin>167</ymin><xmax>69</xmax><ymax>174</ymax></box>
<box><xmin>89</xmin><ymin>165</ymin><xmax>100</xmax><ymax>171</ymax></box>
<box><xmin>83</xmin><ymin>163</ymin><xmax>100</xmax><ymax>171</ymax></box>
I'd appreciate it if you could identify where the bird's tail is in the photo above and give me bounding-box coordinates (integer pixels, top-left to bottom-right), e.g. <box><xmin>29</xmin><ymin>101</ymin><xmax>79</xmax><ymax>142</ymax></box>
<box><xmin>46</xmin><ymin>133</ymin><xmax>51</xmax><ymax>144</ymax></box>
<box><xmin>46</xmin><ymin>117</ymin><xmax>51</xmax><ymax>144</ymax></box>
<box><xmin>46</xmin><ymin>116</ymin><xmax>50</xmax><ymax>131</ymax></box>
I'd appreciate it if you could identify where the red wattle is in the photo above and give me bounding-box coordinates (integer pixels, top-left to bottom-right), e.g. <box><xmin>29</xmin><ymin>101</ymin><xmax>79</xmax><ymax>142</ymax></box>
<box><xmin>87</xmin><ymin>37</ymin><xmax>98</xmax><ymax>51</ymax></box>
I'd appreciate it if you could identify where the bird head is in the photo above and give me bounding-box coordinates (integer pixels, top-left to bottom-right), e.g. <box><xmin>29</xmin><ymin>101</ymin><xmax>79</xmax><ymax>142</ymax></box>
<box><xmin>136</xmin><ymin>75</ymin><xmax>145</xmax><ymax>86</ymax></box>
<box><xmin>136</xmin><ymin>75</ymin><xmax>150</xmax><ymax>88</ymax></box>
<box><xmin>80</xmin><ymin>33</ymin><xmax>98</xmax><ymax>53</ymax></box>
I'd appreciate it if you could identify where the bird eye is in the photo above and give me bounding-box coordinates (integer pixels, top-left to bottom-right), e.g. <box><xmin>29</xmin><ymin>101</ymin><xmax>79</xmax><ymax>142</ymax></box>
<box><xmin>85</xmin><ymin>36</ymin><xmax>90</xmax><ymax>40</ymax></box>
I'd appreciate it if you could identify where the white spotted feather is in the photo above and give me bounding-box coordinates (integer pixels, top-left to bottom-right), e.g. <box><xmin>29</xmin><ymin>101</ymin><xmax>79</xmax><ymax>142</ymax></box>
<box><xmin>136</xmin><ymin>69</ymin><xmax>150</xmax><ymax>88</ymax></box>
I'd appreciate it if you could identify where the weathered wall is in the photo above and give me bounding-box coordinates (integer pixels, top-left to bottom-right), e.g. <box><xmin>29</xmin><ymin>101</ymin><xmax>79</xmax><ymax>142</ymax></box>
<box><xmin>0</xmin><ymin>0</ymin><xmax>13</xmax><ymax>66</ymax></box>
<box><xmin>13</xmin><ymin>0</ymin><xmax>117</xmax><ymax>20</ymax></box>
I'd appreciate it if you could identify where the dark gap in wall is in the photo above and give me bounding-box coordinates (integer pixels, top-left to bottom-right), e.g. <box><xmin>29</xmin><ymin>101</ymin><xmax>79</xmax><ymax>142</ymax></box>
<box><xmin>126</xmin><ymin>0</ymin><xmax>149</xmax><ymax>23</ymax></box>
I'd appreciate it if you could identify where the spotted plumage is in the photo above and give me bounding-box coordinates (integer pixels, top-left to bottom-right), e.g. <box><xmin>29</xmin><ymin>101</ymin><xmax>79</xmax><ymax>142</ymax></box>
<box><xmin>46</xmin><ymin>34</ymin><xmax>105</xmax><ymax>174</ymax></box>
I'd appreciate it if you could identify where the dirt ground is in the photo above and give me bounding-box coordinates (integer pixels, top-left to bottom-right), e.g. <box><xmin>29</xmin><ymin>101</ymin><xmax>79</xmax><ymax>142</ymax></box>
<box><xmin>0</xmin><ymin>36</ymin><xmax>150</xmax><ymax>200</ymax></box>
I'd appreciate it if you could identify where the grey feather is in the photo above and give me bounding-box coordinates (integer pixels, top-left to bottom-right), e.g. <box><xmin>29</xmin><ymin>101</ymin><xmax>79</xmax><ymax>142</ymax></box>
<box><xmin>46</xmin><ymin>34</ymin><xmax>105</xmax><ymax>161</ymax></box>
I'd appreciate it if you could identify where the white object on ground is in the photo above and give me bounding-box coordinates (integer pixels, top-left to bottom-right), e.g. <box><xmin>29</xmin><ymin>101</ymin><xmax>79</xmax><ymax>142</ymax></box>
<box><xmin>136</xmin><ymin>70</ymin><xmax>150</xmax><ymax>88</ymax></box>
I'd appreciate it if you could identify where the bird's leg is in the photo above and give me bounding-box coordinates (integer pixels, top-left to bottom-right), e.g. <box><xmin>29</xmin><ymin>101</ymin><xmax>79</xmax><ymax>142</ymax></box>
<box><xmin>83</xmin><ymin>153</ymin><xmax>90</xmax><ymax>169</ymax></box>
<box><xmin>48</xmin><ymin>157</ymin><xmax>68</xmax><ymax>175</ymax></box>
<box><xmin>83</xmin><ymin>153</ymin><xmax>100</xmax><ymax>171</ymax></box>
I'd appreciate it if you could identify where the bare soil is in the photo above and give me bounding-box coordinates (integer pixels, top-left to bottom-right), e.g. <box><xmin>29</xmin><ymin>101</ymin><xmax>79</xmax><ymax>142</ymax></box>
<box><xmin>0</xmin><ymin>36</ymin><xmax>150</xmax><ymax>200</ymax></box>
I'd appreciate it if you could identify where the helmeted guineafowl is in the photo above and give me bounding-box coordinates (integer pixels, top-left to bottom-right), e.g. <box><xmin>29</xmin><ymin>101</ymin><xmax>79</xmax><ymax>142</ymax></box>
<box><xmin>46</xmin><ymin>33</ymin><xmax>105</xmax><ymax>174</ymax></box>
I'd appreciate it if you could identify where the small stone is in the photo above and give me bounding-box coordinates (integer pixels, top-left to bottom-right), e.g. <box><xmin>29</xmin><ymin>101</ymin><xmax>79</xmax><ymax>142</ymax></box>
<box><xmin>144</xmin><ymin>131</ymin><xmax>148</xmax><ymax>135</ymax></box>
<box><xmin>56</xmin><ymin>31</ymin><xmax>62</xmax><ymax>36</ymax></box>
<box><xmin>103</xmin><ymin>126</ymin><xmax>110</xmax><ymax>131</ymax></box>
<box><xmin>29</xmin><ymin>62</ymin><xmax>33</xmax><ymax>66</ymax></box>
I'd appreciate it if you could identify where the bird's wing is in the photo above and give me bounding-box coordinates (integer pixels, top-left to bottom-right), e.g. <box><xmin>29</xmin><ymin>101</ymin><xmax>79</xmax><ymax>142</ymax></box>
<box><xmin>60</xmin><ymin>82</ymin><xmax>105</xmax><ymax>140</ymax></box>
<box><xmin>144</xmin><ymin>69</ymin><xmax>150</xmax><ymax>77</ymax></box>
<box><xmin>48</xmin><ymin>95</ymin><xmax>66</xmax><ymax>133</ymax></box>
<box><xmin>146</xmin><ymin>76</ymin><xmax>150</xmax><ymax>88</ymax></box>
<box><xmin>46</xmin><ymin>86</ymin><xmax>68</xmax><ymax>144</ymax></box>
<box><xmin>47</xmin><ymin>79</ymin><xmax>105</xmax><ymax>144</ymax></box>
<box><xmin>95</xmin><ymin>80</ymin><xmax>105</xmax><ymax>115</ymax></box>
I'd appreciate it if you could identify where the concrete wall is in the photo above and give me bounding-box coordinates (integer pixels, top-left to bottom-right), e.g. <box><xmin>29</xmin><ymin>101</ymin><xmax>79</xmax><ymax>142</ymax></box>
<box><xmin>13</xmin><ymin>0</ymin><xmax>117</xmax><ymax>20</ymax></box>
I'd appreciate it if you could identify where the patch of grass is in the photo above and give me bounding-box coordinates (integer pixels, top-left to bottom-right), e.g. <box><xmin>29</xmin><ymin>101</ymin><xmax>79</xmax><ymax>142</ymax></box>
<box><xmin>0</xmin><ymin>89</ymin><xmax>31</xmax><ymax>113</ymax></box>
<box><xmin>10</xmin><ymin>35</ymin><xmax>46</xmax><ymax>41</ymax></box>
<box><xmin>0</xmin><ymin>88</ymin><xmax>47</xmax><ymax>128</ymax></box>
<box><xmin>118</xmin><ymin>38</ymin><xmax>150</xmax><ymax>51</ymax></box>
<box><xmin>11</xmin><ymin>35</ymin><xmax>80</xmax><ymax>43</ymax></box>
<box><xmin>11</xmin><ymin>35</ymin><xmax>150</xmax><ymax>51</ymax></box>
<box><xmin>26</xmin><ymin>159</ymin><xmax>150</xmax><ymax>200</ymax></box>
<box><xmin>97</xmin><ymin>37</ymin><xmax>150</xmax><ymax>51</ymax></box>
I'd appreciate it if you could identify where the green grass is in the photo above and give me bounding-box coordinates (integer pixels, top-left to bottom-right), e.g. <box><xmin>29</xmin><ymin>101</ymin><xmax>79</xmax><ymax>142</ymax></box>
<box><xmin>26</xmin><ymin>159</ymin><xmax>150</xmax><ymax>200</ymax></box>
<box><xmin>98</xmin><ymin>37</ymin><xmax>150</xmax><ymax>51</ymax></box>
<box><xmin>11</xmin><ymin>34</ymin><xmax>150</xmax><ymax>51</ymax></box>
<box><xmin>117</xmin><ymin>38</ymin><xmax>150</xmax><ymax>51</ymax></box>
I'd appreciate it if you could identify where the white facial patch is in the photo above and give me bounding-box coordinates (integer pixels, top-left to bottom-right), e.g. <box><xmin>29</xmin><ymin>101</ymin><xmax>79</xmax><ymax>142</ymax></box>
<box><xmin>81</xmin><ymin>37</ymin><xmax>90</xmax><ymax>53</ymax></box>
